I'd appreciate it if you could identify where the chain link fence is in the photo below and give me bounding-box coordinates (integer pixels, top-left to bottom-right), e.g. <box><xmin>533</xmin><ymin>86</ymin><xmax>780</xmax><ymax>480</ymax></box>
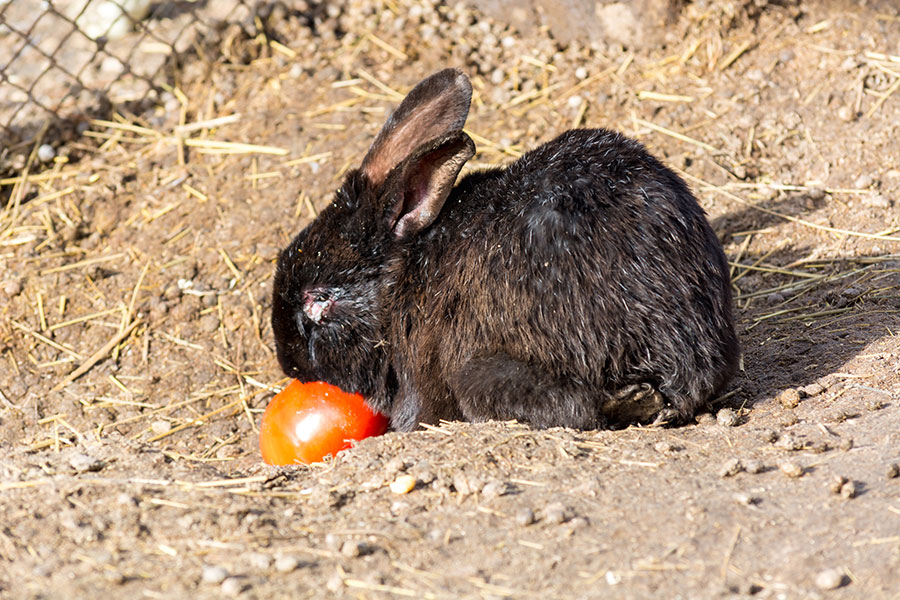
<box><xmin>0</xmin><ymin>0</ymin><xmax>258</xmax><ymax>149</ymax></box>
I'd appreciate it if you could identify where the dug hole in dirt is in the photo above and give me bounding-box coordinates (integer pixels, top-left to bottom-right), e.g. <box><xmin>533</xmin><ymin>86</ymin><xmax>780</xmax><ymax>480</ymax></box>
<box><xmin>1</xmin><ymin>0</ymin><xmax>899</xmax><ymax>598</ymax></box>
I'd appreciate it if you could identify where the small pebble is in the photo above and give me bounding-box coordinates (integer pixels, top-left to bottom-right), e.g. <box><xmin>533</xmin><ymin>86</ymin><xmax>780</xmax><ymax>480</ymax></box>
<box><xmin>863</xmin><ymin>193</ymin><xmax>890</xmax><ymax>209</ymax></box>
<box><xmin>452</xmin><ymin>473</ymin><xmax>483</xmax><ymax>496</ymax></box>
<box><xmin>481</xmin><ymin>479</ymin><xmax>510</xmax><ymax>499</ymax></box>
<box><xmin>829</xmin><ymin>475</ymin><xmax>848</xmax><ymax>494</ymax></box>
<box><xmin>853</xmin><ymin>174</ymin><xmax>873</xmax><ymax>189</ymax></box>
<box><xmin>326</xmin><ymin>574</ymin><xmax>343</xmax><ymax>593</ymax></box>
<box><xmin>542</xmin><ymin>502</ymin><xmax>570</xmax><ymax>525</ymax></box>
<box><xmin>274</xmin><ymin>555</ymin><xmax>301</xmax><ymax>573</ymax></box>
<box><xmin>864</xmin><ymin>399</ymin><xmax>885</xmax><ymax>412</ymax></box>
<box><xmin>775</xmin><ymin>433</ymin><xmax>803</xmax><ymax>451</ymax></box>
<box><xmin>766</xmin><ymin>291</ymin><xmax>785</xmax><ymax>304</ymax></box>
<box><xmin>568</xmin><ymin>516</ymin><xmax>589</xmax><ymax>530</ymax></box>
<box><xmin>744</xmin><ymin>459</ymin><xmax>764</xmax><ymax>474</ymax></box>
<box><xmin>839</xmin><ymin>437</ymin><xmax>854</xmax><ymax>451</ymax></box>
<box><xmin>716</xmin><ymin>408</ymin><xmax>739</xmax><ymax>427</ymax></box>
<box><xmin>815</xmin><ymin>568</ymin><xmax>846</xmax><ymax>590</ymax></box>
<box><xmin>150</xmin><ymin>420</ymin><xmax>172</xmax><ymax>435</ymax></box>
<box><xmin>201</xmin><ymin>565</ymin><xmax>229</xmax><ymax>584</ymax></box>
<box><xmin>809</xmin><ymin>441</ymin><xmax>830</xmax><ymax>454</ymax></box>
<box><xmin>37</xmin><ymin>144</ymin><xmax>56</xmax><ymax>162</ymax></box>
<box><xmin>802</xmin><ymin>382</ymin><xmax>825</xmax><ymax>397</ymax></box>
<box><xmin>886</xmin><ymin>463</ymin><xmax>899</xmax><ymax>479</ymax></box>
<box><xmin>777</xmin><ymin>388</ymin><xmax>801</xmax><ymax>409</ymax></box>
<box><xmin>837</xmin><ymin>106</ymin><xmax>856</xmax><ymax>122</ymax></box>
<box><xmin>246</xmin><ymin>552</ymin><xmax>271</xmax><ymax>570</ymax></box>
<box><xmin>515</xmin><ymin>507</ymin><xmax>535</xmax><ymax>526</ymax></box>
<box><xmin>654</xmin><ymin>440</ymin><xmax>675</xmax><ymax>453</ymax></box>
<box><xmin>780</xmin><ymin>413</ymin><xmax>799</xmax><ymax>427</ymax></box>
<box><xmin>384</xmin><ymin>456</ymin><xmax>408</xmax><ymax>474</ymax></box>
<box><xmin>806</xmin><ymin>187</ymin><xmax>826</xmax><ymax>201</ymax></box>
<box><xmin>732</xmin><ymin>492</ymin><xmax>757</xmax><ymax>506</ymax></box>
<box><xmin>839</xmin><ymin>480</ymin><xmax>857</xmax><ymax>499</ymax></box>
<box><xmin>719</xmin><ymin>458</ymin><xmax>744</xmax><ymax>478</ymax></box>
<box><xmin>389</xmin><ymin>474</ymin><xmax>417</xmax><ymax>495</ymax></box>
<box><xmin>69</xmin><ymin>453</ymin><xmax>104</xmax><ymax>473</ymax></box>
<box><xmin>103</xmin><ymin>570</ymin><xmax>126</xmax><ymax>585</ymax></box>
<box><xmin>199</xmin><ymin>314</ymin><xmax>220</xmax><ymax>333</ymax></box>
<box><xmin>409</xmin><ymin>462</ymin><xmax>435</xmax><ymax>484</ymax></box>
<box><xmin>575</xmin><ymin>66</ymin><xmax>588</xmax><ymax>80</ymax></box>
<box><xmin>695</xmin><ymin>412</ymin><xmax>716</xmax><ymax>426</ymax></box>
<box><xmin>2</xmin><ymin>279</ymin><xmax>22</xmax><ymax>297</ymax></box>
<box><xmin>221</xmin><ymin>577</ymin><xmax>244</xmax><ymax>597</ymax></box>
<box><xmin>779</xmin><ymin>461</ymin><xmax>804</xmax><ymax>478</ymax></box>
<box><xmin>116</xmin><ymin>493</ymin><xmax>138</xmax><ymax>506</ymax></box>
<box><xmin>340</xmin><ymin>540</ymin><xmax>366</xmax><ymax>558</ymax></box>
<box><xmin>567</xmin><ymin>95</ymin><xmax>583</xmax><ymax>109</ymax></box>
<box><xmin>758</xmin><ymin>428</ymin><xmax>778</xmax><ymax>443</ymax></box>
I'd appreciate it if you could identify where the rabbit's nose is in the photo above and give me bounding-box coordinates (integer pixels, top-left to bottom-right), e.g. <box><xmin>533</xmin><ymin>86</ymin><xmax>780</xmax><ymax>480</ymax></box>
<box><xmin>303</xmin><ymin>292</ymin><xmax>333</xmax><ymax>324</ymax></box>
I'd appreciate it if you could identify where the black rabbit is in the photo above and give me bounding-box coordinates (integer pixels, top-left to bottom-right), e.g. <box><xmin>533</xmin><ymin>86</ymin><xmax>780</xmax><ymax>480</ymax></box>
<box><xmin>272</xmin><ymin>68</ymin><xmax>739</xmax><ymax>432</ymax></box>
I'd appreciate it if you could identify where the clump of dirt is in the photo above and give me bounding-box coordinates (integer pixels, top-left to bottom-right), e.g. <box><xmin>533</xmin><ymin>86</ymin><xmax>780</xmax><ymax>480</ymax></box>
<box><xmin>1</xmin><ymin>0</ymin><xmax>899</xmax><ymax>598</ymax></box>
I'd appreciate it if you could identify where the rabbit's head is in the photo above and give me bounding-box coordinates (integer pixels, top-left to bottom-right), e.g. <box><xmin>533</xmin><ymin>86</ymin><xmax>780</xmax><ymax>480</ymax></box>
<box><xmin>272</xmin><ymin>69</ymin><xmax>475</xmax><ymax>404</ymax></box>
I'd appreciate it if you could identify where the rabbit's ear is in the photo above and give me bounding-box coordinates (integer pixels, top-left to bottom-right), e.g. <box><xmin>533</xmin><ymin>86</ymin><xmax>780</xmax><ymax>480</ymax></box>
<box><xmin>361</xmin><ymin>69</ymin><xmax>472</xmax><ymax>187</ymax></box>
<box><xmin>382</xmin><ymin>131</ymin><xmax>475</xmax><ymax>239</ymax></box>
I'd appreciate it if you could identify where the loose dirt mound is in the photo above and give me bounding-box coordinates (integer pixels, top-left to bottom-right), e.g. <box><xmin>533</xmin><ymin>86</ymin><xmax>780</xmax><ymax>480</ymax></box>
<box><xmin>1</xmin><ymin>1</ymin><xmax>899</xmax><ymax>598</ymax></box>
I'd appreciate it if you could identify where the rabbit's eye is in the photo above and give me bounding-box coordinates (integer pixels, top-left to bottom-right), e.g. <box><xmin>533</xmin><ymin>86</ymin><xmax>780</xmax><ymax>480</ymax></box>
<box><xmin>302</xmin><ymin>290</ymin><xmax>334</xmax><ymax>325</ymax></box>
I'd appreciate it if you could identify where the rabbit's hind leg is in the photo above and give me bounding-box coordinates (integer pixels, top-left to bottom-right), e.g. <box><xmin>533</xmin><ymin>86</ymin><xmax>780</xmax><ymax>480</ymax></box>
<box><xmin>449</xmin><ymin>354</ymin><xmax>603</xmax><ymax>430</ymax></box>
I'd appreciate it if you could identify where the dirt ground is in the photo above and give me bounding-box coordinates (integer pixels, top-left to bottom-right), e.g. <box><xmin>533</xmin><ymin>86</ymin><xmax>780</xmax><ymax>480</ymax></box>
<box><xmin>1</xmin><ymin>0</ymin><xmax>900</xmax><ymax>598</ymax></box>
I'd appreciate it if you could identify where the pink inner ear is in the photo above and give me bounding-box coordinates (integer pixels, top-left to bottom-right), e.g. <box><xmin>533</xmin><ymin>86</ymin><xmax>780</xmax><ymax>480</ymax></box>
<box><xmin>363</xmin><ymin>103</ymin><xmax>446</xmax><ymax>186</ymax></box>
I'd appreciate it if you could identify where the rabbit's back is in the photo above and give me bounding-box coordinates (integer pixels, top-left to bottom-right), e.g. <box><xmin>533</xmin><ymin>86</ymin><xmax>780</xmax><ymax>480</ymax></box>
<box><xmin>390</xmin><ymin>128</ymin><xmax>738</xmax><ymax>426</ymax></box>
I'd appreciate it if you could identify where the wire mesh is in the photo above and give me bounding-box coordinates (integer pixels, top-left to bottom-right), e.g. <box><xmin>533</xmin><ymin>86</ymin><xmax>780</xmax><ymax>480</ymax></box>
<box><xmin>0</xmin><ymin>0</ymin><xmax>254</xmax><ymax>147</ymax></box>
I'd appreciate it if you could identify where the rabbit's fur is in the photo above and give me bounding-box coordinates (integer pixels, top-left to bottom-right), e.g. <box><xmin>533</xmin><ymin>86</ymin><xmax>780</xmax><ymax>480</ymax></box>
<box><xmin>272</xmin><ymin>68</ymin><xmax>739</xmax><ymax>431</ymax></box>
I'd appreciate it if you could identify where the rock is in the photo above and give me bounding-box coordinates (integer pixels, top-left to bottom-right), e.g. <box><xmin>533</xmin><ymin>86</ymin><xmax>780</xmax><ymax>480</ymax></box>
<box><xmin>2</xmin><ymin>279</ymin><xmax>23</xmax><ymax>297</ymax></box>
<box><xmin>246</xmin><ymin>553</ymin><xmax>271</xmax><ymax>570</ymax></box>
<box><xmin>779</xmin><ymin>461</ymin><xmax>804</xmax><ymax>478</ymax></box>
<box><xmin>829</xmin><ymin>475</ymin><xmax>848</xmax><ymax>494</ymax></box>
<box><xmin>716</xmin><ymin>408</ymin><xmax>739</xmax><ymax>427</ymax></box>
<box><xmin>542</xmin><ymin>502</ymin><xmax>570</xmax><ymax>524</ymax></box>
<box><xmin>732</xmin><ymin>492</ymin><xmax>757</xmax><ymax>506</ymax></box>
<box><xmin>69</xmin><ymin>453</ymin><xmax>104</xmax><ymax>473</ymax></box>
<box><xmin>887</xmin><ymin>463</ymin><xmax>899</xmax><ymax>479</ymax></box>
<box><xmin>221</xmin><ymin>577</ymin><xmax>244</xmax><ymax>596</ymax></box>
<box><xmin>743</xmin><ymin>459</ymin><xmax>764</xmax><ymax>474</ymax></box>
<box><xmin>150</xmin><ymin>420</ymin><xmax>172</xmax><ymax>435</ymax></box>
<box><xmin>774</xmin><ymin>433</ymin><xmax>802</xmax><ymax>451</ymax></box>
<box><xmin>654</xmin><ymin>440</ymin><xmax>675</xmax><ymax>453</ymax></box>
<box><xmin>274</xmin><ymin>555</ymin><xmax>301</xmax><ymax>573</ymax></box>
<box><xmin>515</xmin><ymin>507</ymin><xmax>535</xmax><ymax>526</ymax></box>
<box><xmin>777</xmin><ymin>388</ymin><xmax>801</xmax><ymax>409</ymax></box>
<box><xmin>37</xmin><ymin>144</ymin><xmax>56</xmax><ymax>162</ymax></box>
<box><xmin>719</xmin><ymin>458</ymin><xmax>744</xmax><ymax>478</ymax></box>
<box><xmin>340</xmin><ymin>540</ymin><xmax>366</xmax><ymax>558</ymax></box>
<box><xmin>201</xmin><ymin>565</ymin><xmax>228</xmax><ymax>584</ymax></box>
<box><xmin>801</xmin><ymin>382</ymin><xmax>825</xmax><ymax>397</ymax></box>
<box><xmin>839</xmin><ymin>481</ymin><xmax>857</xmax><ymax>499</ymax></box>
<box><xmin>863</xmin><ymin>193</ymin><xmax>890</xmax><ymax>208</ymax></box>
<box><xmin>481</xmin><ymin>480</ymin><xmax>511</xmax><ymax>499</ymax></box>
<box><xmin>853</xmin><ymin>174</ymin><xmax>873</xmax><ymax>189</ymax></box>
<box><xmin>815</xmin><ymin>568</ymin><xmax>846</xmax><ymax>590</ymax></box>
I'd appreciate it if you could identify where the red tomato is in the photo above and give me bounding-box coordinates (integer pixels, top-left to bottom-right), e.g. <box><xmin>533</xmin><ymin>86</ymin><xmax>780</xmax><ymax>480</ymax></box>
<box><xmin>259</xmin><ymin>380</ymin><xmax>388</xmax><ymax>465</ymax></box>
